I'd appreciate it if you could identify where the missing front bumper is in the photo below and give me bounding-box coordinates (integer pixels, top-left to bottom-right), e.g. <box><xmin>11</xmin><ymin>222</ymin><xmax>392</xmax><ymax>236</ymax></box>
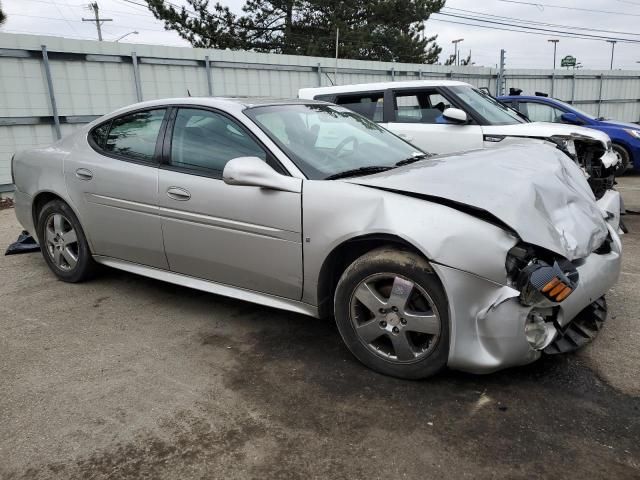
<box><xmin>544</xmin><ymin>297</ymin><xmax>607</xmax><ymax>354</ymax></box>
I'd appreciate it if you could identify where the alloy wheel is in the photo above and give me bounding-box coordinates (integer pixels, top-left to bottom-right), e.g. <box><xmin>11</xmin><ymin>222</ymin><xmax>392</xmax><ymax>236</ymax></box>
<box><xmin>349</xmin><ymin>273</ymin><xmax>442</xmax><ymax>363</ymax></box>
<box><xmin>44</xmin><ymin>213</ymin><xmax>79</xmax><ymax>271</ymax></box>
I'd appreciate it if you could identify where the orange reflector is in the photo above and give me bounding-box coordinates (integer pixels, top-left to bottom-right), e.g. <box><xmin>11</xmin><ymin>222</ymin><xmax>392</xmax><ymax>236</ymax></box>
<box><xmin>555</xmin><ymin>286</ymin><xmax>573</xmax><ymax>302</ymax></box>
<box><xmin>549</xmin><ymin>283</ymin><xmax>566</xmax><ymax>297</ymax></box>
<box><xmin>542</xmin><ymin>277</ymin><xmax>561</xmax><ymax>293</ymax></box>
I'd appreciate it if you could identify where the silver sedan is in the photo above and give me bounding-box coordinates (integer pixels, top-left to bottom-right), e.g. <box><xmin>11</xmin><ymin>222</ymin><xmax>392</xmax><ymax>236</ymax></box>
<box><xmin>11</xmin><ymin>98</ymin><xmax>621</xmax><ymax>379</ymax></box>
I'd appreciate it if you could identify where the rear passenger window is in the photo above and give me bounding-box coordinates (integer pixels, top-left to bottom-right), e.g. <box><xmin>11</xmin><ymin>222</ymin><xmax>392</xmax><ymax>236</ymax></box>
<box><xmin>334</xmin><ymin>93</ymin><xmax>384</xmax><ymax>121</ymax></box>
<box><xmin>90</xmin><ymin>122</ymin><xmax>110</xmax><ymax>149</ymax></box>
<box><xmin>104</xmin><ymin>109</ymin><xmax>166</xmax><ymax>162</ymax></box>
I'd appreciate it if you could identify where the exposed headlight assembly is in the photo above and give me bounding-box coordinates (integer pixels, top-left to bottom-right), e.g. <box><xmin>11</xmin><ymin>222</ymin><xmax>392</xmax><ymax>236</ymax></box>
<box><xmin>624</xmin><ymin>129</ymin><xmax>640</xmax><ymax>140</ymax></box>
<box><xmin>517</xmin><ymin>259</ymin><xmax>579</xmax><ymax>306</ymax></box>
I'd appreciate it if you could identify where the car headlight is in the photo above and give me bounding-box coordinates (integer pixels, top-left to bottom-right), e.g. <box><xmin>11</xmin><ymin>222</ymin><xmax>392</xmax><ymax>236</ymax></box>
<box><xmin>624</xmin><ymin>129</ymin><xmax>640</xmax><ymax>139</ymax></box>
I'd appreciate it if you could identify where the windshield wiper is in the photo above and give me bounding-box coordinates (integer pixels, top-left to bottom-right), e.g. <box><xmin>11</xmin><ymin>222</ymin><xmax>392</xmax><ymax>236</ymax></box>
<box><xmin>325</xmin><ymin>166</ymin><xmax>394</xmax><ymax>180</ymax></box>
<box><xmin>395</xmin><ymin>153</ymin><xmax>433</xmax><ymax>167</ymax></box>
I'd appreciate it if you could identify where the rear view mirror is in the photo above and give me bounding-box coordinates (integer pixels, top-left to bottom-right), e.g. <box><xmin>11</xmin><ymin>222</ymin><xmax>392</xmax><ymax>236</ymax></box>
<box><xmin>560</xmin><ymin>112</ymin><xmax>583</xmax><ymax>125</ymax></box>
<box><xmin>223</xmin><ymin>157</ymin><xmax>301</xmax><ymax>193</ymax></box>
<box><xmin>442</xmin><ymin>107</ymin><xmax>468</xmax><ymax>124</ymax></box>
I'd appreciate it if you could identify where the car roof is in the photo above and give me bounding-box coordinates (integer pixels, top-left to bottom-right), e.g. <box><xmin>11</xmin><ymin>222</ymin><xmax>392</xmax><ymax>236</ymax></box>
<box><xmin>299</xmin><ymin>79</ymin><xmax>472</xmax><ymax>98</ymax></box>
<box><xmin>101</xmin><ymin>96</ymin><xmax>328</xmax><ymax>118</ymax></box>
<box><xmin>499</xmin><ymin>95</ymin><xmax>556</xmax><ymax>102</ymax></box>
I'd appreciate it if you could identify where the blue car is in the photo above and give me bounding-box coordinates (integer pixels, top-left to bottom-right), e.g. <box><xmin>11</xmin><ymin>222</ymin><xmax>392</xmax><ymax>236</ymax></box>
<box><xmin>499</xmin><ymin>94</ymin><xmax>640</xmax><ymax>172</ymax></box>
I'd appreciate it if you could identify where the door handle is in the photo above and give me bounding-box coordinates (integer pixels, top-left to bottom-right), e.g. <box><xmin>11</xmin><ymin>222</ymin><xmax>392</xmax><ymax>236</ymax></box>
<box><xmin>75</xmin><ymin>168</ymin><xmax>93</xmax><ymax>181</ymax></box>
<box><xmin>166</xmin><ymin>187</ymin><xmax>191</xmax><ymax>201</ymax></box>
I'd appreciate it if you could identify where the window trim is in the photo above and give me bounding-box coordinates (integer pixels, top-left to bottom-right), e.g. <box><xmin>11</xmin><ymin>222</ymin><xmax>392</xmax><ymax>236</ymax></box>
<box><xmin>87</xmin><ymin>107</ymin><xmax>170</xmax><ymax>166</ymax></box>
<box><xmin>159</xmin><ymin>104</ymin><xmax>288</xmax><ymax>180</ymax></box>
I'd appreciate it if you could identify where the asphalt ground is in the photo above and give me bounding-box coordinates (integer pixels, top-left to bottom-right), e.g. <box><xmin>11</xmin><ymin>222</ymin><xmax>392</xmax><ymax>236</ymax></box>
<box><xmin>1</xmin><ymin>174</ymin><xmax>639</xmax><ymax>479</ymax></box>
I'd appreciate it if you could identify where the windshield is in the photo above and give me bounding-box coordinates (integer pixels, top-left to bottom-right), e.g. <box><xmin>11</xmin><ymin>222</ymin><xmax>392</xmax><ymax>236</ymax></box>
<box><xmin>449</xmin><ymin>86</ymin><xmax>525</xmax><ymax>125</ymax></box>
<box><xmin>245</xmin><ymin>104</ymin><xmax>423</xmax><ymax>180</ymax></box>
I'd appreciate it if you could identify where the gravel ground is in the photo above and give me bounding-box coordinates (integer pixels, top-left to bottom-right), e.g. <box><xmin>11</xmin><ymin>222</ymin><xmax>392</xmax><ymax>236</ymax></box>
<box><xmin>1</xmin><ymin>175</ymin><xmax>639</xmax><ymax>479</ymax></box>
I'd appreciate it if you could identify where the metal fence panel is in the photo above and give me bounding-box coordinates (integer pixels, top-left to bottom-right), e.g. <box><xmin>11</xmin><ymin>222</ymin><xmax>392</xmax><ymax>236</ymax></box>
<box><xmin>2</xmin><ymin>32</ymin><xmax>640</xmax><ymax>187</ymax></box>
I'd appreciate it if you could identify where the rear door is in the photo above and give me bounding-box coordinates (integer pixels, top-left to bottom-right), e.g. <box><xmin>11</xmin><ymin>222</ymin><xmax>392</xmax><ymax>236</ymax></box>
<box><xmin>64</xmin><ymin>108</ymin><xmax>169</xmax><ymax>268</ymax></box>
<box><xmin>157</xmin><ymin>106</ymin><xmax>303</xmax><ymax>299</ymax></box>
<box><xmin>380</xmin><ymin>88</ymin><xmax>484</xmax><ymax>154</ymax></box>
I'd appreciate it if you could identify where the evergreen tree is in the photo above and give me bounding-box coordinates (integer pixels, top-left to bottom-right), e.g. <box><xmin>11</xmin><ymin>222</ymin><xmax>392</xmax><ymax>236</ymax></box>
<box><xmin>145</xmin><ymin>0</ymin><xmax>444</xmax><ymax>63</ymax></box>
<box><xmin>0</xmin><ymin>4</ymin><xmax>7</xmax><ymax>26</ymax></box>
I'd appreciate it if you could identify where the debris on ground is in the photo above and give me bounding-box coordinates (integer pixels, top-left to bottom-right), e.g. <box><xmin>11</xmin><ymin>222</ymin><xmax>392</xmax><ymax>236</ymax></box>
<box><xmin>5</xmin><ymin>230</ymin><xmax>40</xmax><ymax>255</ymax></box>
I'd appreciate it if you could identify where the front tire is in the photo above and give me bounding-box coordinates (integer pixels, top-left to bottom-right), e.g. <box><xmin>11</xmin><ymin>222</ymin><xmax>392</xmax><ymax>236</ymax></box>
<box><xmin>334</xmin><ymin>248</ymin><xmax>450</xmax><ymax>380</ymax></box>
<box><xmin>36</xmin><ymin>199</ymin><xmax>98</xmax><ymax>283</ymax></box>
<box><xmin>613</xmin><ymin>143</ymin><xmax>631</xmax><ymax>173</ymax></box>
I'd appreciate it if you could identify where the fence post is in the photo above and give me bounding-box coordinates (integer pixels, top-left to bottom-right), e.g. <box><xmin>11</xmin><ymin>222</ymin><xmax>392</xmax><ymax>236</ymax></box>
<box><xmin>418</xmin><ymin>69</ymin><xmax>421</xmax><ymax>79</ymax></box>
<box><xmin>205</xmin><ymin>55</ymin><xmax>213</xmax><ymax>96</ymax></box>
<box><xmin>597</xmin><ymin>74</ymin><xmax>604</xmax><ymax>118</ymax></box>
<box><xmin>550</xmin><ymin>71</ymin><xmax>555</xmax><ymax>98</ymax></box>
<box><xmin>41</xmin><ymin>45</ymin><xmax>61</xmax><ymax>140</ymax></box>
<box><xmin>571</xmin><ymin>73</ymin><xmax>576</xmax><ymax>104</ymax></box>
<box><xmin>317</xmin><ymin>63</ymin><xmax>322</xmax><ymax>86</ymax></box>
<box><xmin>391</xmin><ymin>66</ymin><xmax>395</xmax><ymax>81</ymax></box>
<box><xmin>131</xmin><ymin>52</ymin><xmax>143</xmax><ymax>102</ymax></box>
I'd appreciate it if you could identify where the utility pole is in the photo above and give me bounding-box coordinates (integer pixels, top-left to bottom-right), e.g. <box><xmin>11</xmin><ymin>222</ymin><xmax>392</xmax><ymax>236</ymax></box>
<box><xmin>606</xmin><ymin>40</ymin><xmax>617</xmax><ymax>70</ymax></box>
<box><xmin>452</xmin><ymin>38</ymin><xmax>464</xmax><ymax>66</ymax></box>
<box><xmin>82</xmin><ymin>2</ymin><xmax>112</xmax><ymax>42</ymax></box>
<box><xmin>548</xmin><ymin>39</ymin><xmax>559</xmax><ymax>70</ymax></box>
<box><xmin>496</xmin><ymin>49</ymin><xmax>506</xmax><ymax>96</ymax></box>
<box><xmin>334</xmin><ymin>27</ymin><xmax>339</xmax><ymax>85</ymax></box>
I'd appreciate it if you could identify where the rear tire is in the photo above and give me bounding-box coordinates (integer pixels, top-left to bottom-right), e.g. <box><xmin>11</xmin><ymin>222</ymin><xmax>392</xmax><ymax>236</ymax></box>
<box><xmin>334</xmin><ymin>247</ymin><xmax>449</xmax><ymax>380</ymax></box>
<box><xmin>36</xmin><ymin>199</ymin><xmax>98</xmax><ymax>283</ymax></box>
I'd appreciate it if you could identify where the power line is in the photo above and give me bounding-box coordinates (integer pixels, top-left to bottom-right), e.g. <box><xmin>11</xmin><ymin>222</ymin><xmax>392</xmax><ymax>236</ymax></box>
<box><xmin>493</xmin><ymin>0</ymin><xmax>640</xmax><ymax>17</ymax></box>
<box><xmin>442</xmin><ymin>7</ymin><xmax>640</xmax><ymax>38</ymax></box>
<box><xmin>433</xmin><ymin>12</ymin><xmax>640</xmax><ymax>44</ymax></box>
<box><xmin>429</xmin><ymin>17</ymin><xmax>640</xmax><ymax>44</ymax></box>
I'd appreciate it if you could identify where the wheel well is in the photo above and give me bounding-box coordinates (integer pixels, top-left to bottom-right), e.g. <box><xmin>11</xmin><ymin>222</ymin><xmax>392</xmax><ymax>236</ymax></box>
<box><xmin>32</xmin><ymin>192</ymin><xmax>64</xmax><ymax>227</ymax></box>
<box><xmin>316</xmin><ymin>234</ymin><xmax>427</xmax><ymax>319</ymax></box>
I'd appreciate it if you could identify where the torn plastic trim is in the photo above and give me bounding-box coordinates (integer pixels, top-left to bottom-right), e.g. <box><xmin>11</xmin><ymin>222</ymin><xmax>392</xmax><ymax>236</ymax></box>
<box><xmin>354</xmin><ymin>184</ymin><xmax>518</xmax><ymax>237</ymax></box>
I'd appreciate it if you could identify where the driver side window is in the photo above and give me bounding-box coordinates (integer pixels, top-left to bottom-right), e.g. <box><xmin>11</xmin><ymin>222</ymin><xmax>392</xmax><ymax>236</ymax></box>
<box><xmin>169</xmin><ymin>108</ymin><xmax>266</xmax><ymax>176</ymax></box>
<box><xmin>523</xmin><ymin>102</ymin><xmax>565</xmax><ymax>123</ymax></box>
<box><xmin>392</xmin><ymin>90</ymin><xmax>451</xmax><ymax>124</ymax></box>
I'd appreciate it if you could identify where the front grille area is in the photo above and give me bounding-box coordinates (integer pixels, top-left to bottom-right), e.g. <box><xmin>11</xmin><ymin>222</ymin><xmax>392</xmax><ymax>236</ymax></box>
<box><xmin>544</xmin><ymin>297</ymin><xmax>607</xmax><ymax>354</ymax></box>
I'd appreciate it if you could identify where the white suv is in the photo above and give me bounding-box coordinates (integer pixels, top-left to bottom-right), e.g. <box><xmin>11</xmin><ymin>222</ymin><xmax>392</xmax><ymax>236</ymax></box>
<box><xmin>299</xmin><ymin>80</ymin><xmax>620</xmax><ymax>210</ymax></box>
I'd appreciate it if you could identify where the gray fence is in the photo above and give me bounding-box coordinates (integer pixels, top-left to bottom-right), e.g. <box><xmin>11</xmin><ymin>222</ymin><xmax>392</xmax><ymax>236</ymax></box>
<box><xmin>1</xmin><ymin>32</ymin><xmax>640</xmax><ymax>189</ymax></box>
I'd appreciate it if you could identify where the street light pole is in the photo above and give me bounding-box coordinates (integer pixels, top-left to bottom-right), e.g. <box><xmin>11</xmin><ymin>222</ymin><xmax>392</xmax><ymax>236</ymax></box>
<box><xmin>548</xmin><ymin>39</ymin><xmax>559</xmax><ymax>69</ymax></box>
<box><xmin>606</xmin><ymin>40</ymin><xmax>617</xmax><ymax>70</ymax></box>
<box><xmin>114</xmin><ymin>31</ymin><xmax>138</xmax><ymax>42</ymax></box>
<box><xmin>452</xmin><ymin>38</ymin><xmax>464</xmax><ymax>66</ymax></box>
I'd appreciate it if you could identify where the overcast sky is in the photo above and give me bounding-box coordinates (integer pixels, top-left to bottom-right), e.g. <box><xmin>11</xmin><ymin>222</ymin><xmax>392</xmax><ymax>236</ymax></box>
<box><xmin>1</xmin><ymin>0</ymin><xmax>639</xmax><ymax>70</ymax></box>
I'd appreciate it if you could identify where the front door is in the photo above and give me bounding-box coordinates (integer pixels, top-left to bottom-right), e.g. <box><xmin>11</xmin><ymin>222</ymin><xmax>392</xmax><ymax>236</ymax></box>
<box><xmin>64</xmin><ymin>108</ymin><xmax>169</xmax><ymax>269</ymax></box>
<box><xmin>157</xmin><ymin>107</ymin><xmax>303</xmax><ymax>299</ymax></box>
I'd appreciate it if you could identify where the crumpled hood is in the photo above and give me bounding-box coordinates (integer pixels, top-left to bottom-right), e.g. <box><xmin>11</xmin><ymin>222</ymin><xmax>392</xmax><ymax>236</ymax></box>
<box><xmin>483</xmin><ymin>121</ymin><xmax>611</xmax><ymax>146</ymax></box>
<box><xmin>347</xmin><ymin>143</ymin><xmax>609</xmax><ymax>260</ymax></box>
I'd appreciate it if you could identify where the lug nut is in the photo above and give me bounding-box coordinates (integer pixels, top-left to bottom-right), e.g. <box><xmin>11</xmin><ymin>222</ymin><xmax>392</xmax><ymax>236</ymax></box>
<box><xmin>400</xmin><ymin>318</ymin><xmax>407</xmax><ymax>325</ymax></box>
<box><xmin>392</xmin><ymin>327</ymin><xmax>399</xmax><ymax>334</ymax></box>
<box><xmin>380</xmin><ymin>321</ymin><xmax>387</xmax><ymax>328</ymax></box>
<box><xmin>391</xmin><ymin>306</ymin><xmax>399</xmax><ymax>312</ymax></box>
<box><xmin>379</xmin><ymin>308</ymin><xmax>386</xmax><ymax>314</ymax></box>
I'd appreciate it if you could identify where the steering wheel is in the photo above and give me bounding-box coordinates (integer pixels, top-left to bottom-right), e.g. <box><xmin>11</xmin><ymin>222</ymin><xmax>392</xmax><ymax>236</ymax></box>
<box><xmin>333</xmin><ymin>136</ymin><xmax>359</xmax><ymax>158</ymax></box>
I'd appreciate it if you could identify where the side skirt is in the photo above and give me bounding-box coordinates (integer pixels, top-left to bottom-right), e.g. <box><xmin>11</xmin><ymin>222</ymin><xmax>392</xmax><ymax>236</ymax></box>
<box><xmin>93</xmin><ymin>255</ymin><xmax>318</xmax><ymax>318</ymax></box>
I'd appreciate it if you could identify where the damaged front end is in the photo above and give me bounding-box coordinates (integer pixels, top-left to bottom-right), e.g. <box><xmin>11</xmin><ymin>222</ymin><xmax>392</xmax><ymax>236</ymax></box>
<box><xmin>549</xmin><ymin>135</ymin><xmax>618</xmax><ymax>200</ymax></box>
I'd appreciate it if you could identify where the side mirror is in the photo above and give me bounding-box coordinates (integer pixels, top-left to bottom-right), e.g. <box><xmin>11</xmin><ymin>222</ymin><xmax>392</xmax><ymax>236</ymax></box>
<box><xmin>223</xmin><ymin>156</ymin><xmax>301</xmax><ymax>193</ymax></box>
<box><xmin>442</xmin><ymin>107</ymin><xmax>468</xmax><ymax>124</ymax></box>
<box><xmin>560</xmin><ymin>112</ymin><xmax>583</xmax><ymax>125</ymax></box>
